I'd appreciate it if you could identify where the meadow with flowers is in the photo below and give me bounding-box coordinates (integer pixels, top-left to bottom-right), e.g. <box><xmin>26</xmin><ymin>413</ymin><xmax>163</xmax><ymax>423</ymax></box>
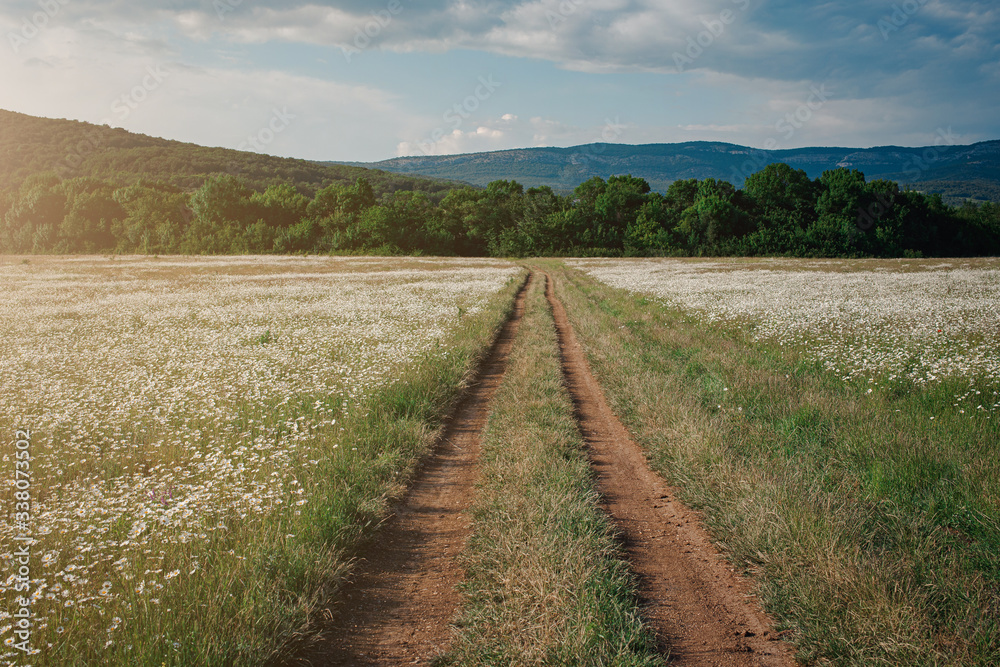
<box><xmin>3</xmin><ymin>254</ymin><xmax>999</xmax><ymax>666</ymax></box>
<box><xmin>570</xmin><ymin>257</ymin><xmax>1000</xmax><ymax>406</ymax></box>
<box><xmin>0</xmin><ymin>255</ymin><xmax>521</xmax><ymax>665</ymax></box>
<box><xmin>550</xmin><ymin>257</ymin><xmax>1000</xmax><ymax>665</ymax></box>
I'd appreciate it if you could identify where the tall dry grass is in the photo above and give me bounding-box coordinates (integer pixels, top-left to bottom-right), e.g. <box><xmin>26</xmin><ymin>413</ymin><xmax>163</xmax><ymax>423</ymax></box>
<box><xmin>442</xmin><ymin>274</ymin><xmax>662</xmax><ymax>666</ymax></box>
<box><xmin>549</xmin><ymin>260</ymin><xmax>999</xmax><ymax>666</ymax></box>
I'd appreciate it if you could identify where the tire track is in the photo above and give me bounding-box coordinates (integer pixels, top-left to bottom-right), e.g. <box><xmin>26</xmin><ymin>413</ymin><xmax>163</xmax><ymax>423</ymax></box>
<box><xmin>288</xmin><ymin>272</ymin><xmax>532</xmax><ymax>666</ymax></box>
<box><xmin>544</xmin><ymin>272</ymin><xmax>797</xmax><ymax>667</ymax></box>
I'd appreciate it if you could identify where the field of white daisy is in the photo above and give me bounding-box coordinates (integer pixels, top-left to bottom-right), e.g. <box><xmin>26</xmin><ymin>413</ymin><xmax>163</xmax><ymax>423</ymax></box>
<box><xmin>555</xmin><ymin>258</ymin><xmax>1000</xmax><ymax>665</ymax></box>
<box><xmin>0</xmin><ymin>255</ymin><xmax>520</xmax><ymax>665</ymax></box>
<box><xmin>571</xmin><ymin>257</ymin><xmax>1000</xmax><ymax>413</ymax></box>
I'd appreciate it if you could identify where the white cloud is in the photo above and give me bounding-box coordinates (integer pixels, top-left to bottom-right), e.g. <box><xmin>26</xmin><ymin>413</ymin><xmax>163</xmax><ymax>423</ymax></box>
<box><xmin>0</xmin><ymin>18</ymin><xmax>408</xmax><ymax>161</ymax></box>
<box><xmin>396</xmin><ymin>125</ymin><xmax>508</xmax><ymax>157</ymax></box>
<box><xmin>6</xmin><ymin>1</ymin><xmax>1000</xmax><ymax>83</ymax></box>
<box><xmin>395</xmin><ymin>112</ymin><xmax>634</xmax><ymax>156</ymax></box>
<box><xmin>1</xmin><ymin>1</ymin><xmax>997</xmax><ymax>161</ymax></box>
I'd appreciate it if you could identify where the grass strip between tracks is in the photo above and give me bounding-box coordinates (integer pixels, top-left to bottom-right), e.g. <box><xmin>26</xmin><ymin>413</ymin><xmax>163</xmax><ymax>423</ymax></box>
<box><xmin>440</xmin><ymin>273</ymin><xmax>663</xmax><ymax>666</ymax></box>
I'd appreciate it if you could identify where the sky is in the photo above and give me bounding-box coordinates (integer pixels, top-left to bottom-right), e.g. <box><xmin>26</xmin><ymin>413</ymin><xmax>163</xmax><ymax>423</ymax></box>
<box><xmin>0</xmin><ymin>0</ymin><xmax>997</xmax><ymax>163</ymax></box>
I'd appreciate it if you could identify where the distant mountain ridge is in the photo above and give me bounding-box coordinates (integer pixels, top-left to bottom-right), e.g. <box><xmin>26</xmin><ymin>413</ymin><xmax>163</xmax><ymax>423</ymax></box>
<box><xmin>333</xmin><ymin>140</ymin><xmax>1000</xmax><ymax>203</ymax></box>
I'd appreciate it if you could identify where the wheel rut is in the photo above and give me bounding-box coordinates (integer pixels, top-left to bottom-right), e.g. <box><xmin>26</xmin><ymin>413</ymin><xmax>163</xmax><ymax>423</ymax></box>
<box><xmin>543</xmin><ymin>272</ymin><xmax>798</xmax><ymax>667</ymax></box>
<box><xmin>287</xmin><ymin>273</ymin><xmax>532</xmax><ymax>667</ymax></box>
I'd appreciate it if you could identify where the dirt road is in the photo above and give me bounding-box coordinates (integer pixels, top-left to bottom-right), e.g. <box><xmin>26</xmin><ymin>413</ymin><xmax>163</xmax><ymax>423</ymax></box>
<box><xmin>289</xmin><ymin>270</ymin><xmax>796</xmax><ymax>666</ymax></box>
<box><xmin>544</xmin><ymin>272</ymin><xmax>797</xmax><ymax>667</ymax></box>
<box><xmin>288</xmin><ymin>273</ymin><xmax>532</xmax><ymax>666</ymax></box>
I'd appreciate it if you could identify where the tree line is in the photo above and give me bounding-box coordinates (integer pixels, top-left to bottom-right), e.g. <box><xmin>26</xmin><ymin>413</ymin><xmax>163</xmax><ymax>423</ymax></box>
<box><xmin>2</xmin><ymin>163</ymin><xmax>998</xmax><ymax>257</ymax></box>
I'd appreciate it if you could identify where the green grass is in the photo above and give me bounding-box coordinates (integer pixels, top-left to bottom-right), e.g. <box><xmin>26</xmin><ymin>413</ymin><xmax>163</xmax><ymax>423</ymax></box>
<box><xmin>440</xmin><ymin>274</ymin><xmax>663</xmax><ymax>666</ymax></box>
<box><xmin>545</xmin><ymin>260</ymin><xmax>1000</xmax><ymax>666</ymax></box>
<box><xmin>55</xmin><ymin>269</ymin><xmax>530</xmax><ymax>667</ymax></box>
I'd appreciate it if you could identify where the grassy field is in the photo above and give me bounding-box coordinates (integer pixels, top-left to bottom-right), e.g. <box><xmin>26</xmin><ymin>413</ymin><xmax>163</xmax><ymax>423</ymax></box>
<box><xmin>3</xmin><ymin>255</ymin><xmax>998</xmax><ymax>666</ymax></box>
<box><xmin>441</xmin><ymin>274</ymin><xmax>662</xmax><ymax>666</ymax></box>
<box><xmin>554</xmin><ymin>258</ymin><xmax>1000</xmax><ymax>665</ymax></box>
<box><xmin>0</xmin><ymin>256</ymin><xmax>523</xmax><ymax>666</ymax></box>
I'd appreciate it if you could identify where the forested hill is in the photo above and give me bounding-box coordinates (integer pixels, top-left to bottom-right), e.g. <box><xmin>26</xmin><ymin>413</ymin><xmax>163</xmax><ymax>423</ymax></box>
<box><xmin>340</xmin><ymin>140</ymin><xmax>1000</xmax><ymax>204</ymax></box>
<box><xmin>1</xmin><ymin>108</ymin><xmax>997</xmax><ymax>258</ymax></box>
<box><xmin>0</xmin><ymin>109</ymin><xmax>460</xmax><ymax>198</ymax></box>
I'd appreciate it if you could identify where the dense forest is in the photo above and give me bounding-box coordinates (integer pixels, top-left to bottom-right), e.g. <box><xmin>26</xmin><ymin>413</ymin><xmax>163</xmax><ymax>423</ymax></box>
<box><xmin>2</xmin><ymin>109</ymin><xmax>998</xmax><ymax>257</ymax></box>
<box><xmin>2</xmin><ymin>164</ymin><xmax>998</xmax><ymax>257</ymax></box>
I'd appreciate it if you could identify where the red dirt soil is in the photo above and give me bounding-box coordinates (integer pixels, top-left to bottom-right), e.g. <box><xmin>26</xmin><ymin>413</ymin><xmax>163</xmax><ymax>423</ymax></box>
<box><xmin>544</xmin><ymin>272</ymin><xmax>798</xmax><ymax>667</ymax></box>
<box><xmin>284</xmin><ymin>274</ymin><xmax>532</xmax><ymax>666</ymax></box>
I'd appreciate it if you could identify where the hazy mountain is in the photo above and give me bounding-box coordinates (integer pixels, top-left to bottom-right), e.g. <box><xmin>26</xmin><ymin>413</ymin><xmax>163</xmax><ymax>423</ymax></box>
<box><xmin>4</xmin><ymin>109</ymin><xmax>996</xmax><ymax>205</ymax></box>
<box><xmin>334</xmin><ymin>140</ymin><xmax>1000</xmax><ymax>203</ymax></box>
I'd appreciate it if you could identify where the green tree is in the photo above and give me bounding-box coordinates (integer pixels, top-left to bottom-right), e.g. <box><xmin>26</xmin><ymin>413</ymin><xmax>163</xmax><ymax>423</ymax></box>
<box><xmin>112</xmin><ymin>183</ymin><xmax>191</xmax><ymax>254</ymax></box>
<box><xmin>808</xmin><ymin>168</ymin><xmax>871</xmax><ymax>256</ymax></box>
<box><xmin>381</xmin><ymin>190</ymin><xmax>448</xmax><ymax>253</ymax></box>
<box><xmin>338</xmin><ymin>177</ymin><xmax>376</xmax><ymax>215</ymax></box>
<box><xmin>190</xmin><ymin>174</ymin><xmax>254</xmax><ymax>227</ymax></box>
<box><xmin>624</xmin><ymin>195</ymin><xmax>678</xmax><ymax>255</ymax></box>
<box><xmin>306</xmin><ymin>182</ymin><xmax>347</xmax><ymax>220</ymax></box>
<box><xmin>275</xmin><ymin>218</ymin><xmax>321</xmax><ymax>253</ymax></box>
<box><xmin>440</xmin><ymin>181</ymin><xmax>524</xmax><ymax>255</ymax></box>
<box><xmin>439</xmin><ymin>187</ymin><xmax>486</xmax><ymax>255</ymax></box>
<box><xmin>493</xmin><ymin>186</ymin><xmax>567</xmax><ymax>256</ymax></box>
<box><xmin>59</xmin><ymin>187</ymin><xmax>123</xmax><ymax>252</ymax></box>
<box><xmin>2</xmin><ymin>174</ymin><xmax>67</xmax><ymax>253</ymax></box>
<box><xmin>742</xmin><ymin>163</ymin><xmax>818</xmax><ymax>255</ymax></box>
<box><xmin>250</xmin><ymin>183</ymin><xmax>308</xmax><ymax>229</ymax></box>
<box><xmin>591</xmin><ymin>175</ymin><xmax>651</xmax><ymax>250</ymax></box>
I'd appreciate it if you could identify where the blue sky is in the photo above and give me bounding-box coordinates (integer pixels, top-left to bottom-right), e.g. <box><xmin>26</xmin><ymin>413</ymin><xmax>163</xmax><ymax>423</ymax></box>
<box><xmin>1</xmin><ymin>0</ymin><xmax>997</xmax><ymax>162</ymax></box>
